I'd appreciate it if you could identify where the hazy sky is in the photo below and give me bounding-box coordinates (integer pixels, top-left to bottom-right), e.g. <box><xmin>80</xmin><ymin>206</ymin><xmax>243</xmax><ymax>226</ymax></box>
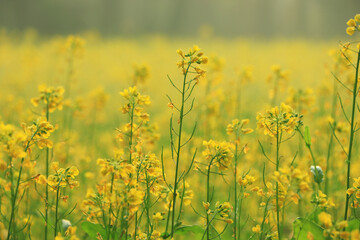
<box><xmin>0</xmin><ymin>0</ymin><xmax>359</xmax><ymax>38</ymax></box>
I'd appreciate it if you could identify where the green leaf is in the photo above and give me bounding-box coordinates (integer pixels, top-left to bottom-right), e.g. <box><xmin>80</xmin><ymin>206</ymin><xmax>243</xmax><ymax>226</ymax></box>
<box><xmin>175</xmin><ymin>225</ymin><xmax>204</xmax><ymax>236</ymax></box>
<box><xmin>292</xmin><ymin>218</ymin><xmax>324</xmax><ymax>240</ymax></box>
<box><xmin>304</xmin><ymin>126</ymin><xmax>311</xmax><ymax>146</ymax></box>
<box><xmin>81</xmin><ymin>222</ymin><xmax>107</xmax><ymax>240</ymax></box>
<box><xmin>307</xmin><ymin>207</ymin><xmax>321</xmax><ymax>223</ymax></box>
<box><xmin>346</xmin><ymin>219</ymin><xmax>360</xmax><ymax>231</ymax></box>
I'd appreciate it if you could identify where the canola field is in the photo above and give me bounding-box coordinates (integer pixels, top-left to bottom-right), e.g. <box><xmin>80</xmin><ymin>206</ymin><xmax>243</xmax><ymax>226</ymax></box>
<box><xmin>1</xmin><ymin>15</ymin><xmax>360</xmax><ymax>240</ymax></box>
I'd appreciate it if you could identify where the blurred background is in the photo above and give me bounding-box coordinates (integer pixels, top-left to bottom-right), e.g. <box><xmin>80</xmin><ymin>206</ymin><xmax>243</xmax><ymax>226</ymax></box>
<box><xmin>0</xmin><ymin>0</ymin><xmax>359</xmax><ymax>38</ymax></box>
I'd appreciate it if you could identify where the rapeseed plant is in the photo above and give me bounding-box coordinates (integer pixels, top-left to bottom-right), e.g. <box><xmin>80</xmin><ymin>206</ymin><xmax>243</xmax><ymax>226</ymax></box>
<box><xmin>1</xmin><ymin>13</ymin><xmax>360</xmax><ymax>240</ymax></box>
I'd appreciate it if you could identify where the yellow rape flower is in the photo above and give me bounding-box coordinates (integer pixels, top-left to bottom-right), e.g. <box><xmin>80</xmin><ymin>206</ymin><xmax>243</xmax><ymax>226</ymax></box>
<box><xmin>252</xmin><ymin>224</ymin><xmax>261</xmax><ymax>233</ymax></box>
<box><xmin>257</xmin><ymin>103</ymin><xmax>303</xmax><ymax>137</ymax></box>
<box><xmin>318</xmin><ymin>212</ymin><xmax>332</xmax><ymax>228</ymax></box>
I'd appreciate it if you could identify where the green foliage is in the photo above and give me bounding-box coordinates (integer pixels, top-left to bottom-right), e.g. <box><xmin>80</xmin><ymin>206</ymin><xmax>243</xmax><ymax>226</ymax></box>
<box><xmin>304</xmin><ymin>126</ymin><xmax>311</xmax><ymax>146</ymax></box>
<box><xmin>175</xmin><ymin>225</ymin><xmax>204</xmax><ymax>237</ymax></box>
<box><xmin>346</xmin><ymin>219</ymin><xmax>360</xmax><ymax>231</ymax></box>
<box><xmin>292</xmin><ymin>218</ymin><xmax>324</xmax><ymax>240</ymax></box>
<box><xmin>81</xmin><ymin>222</ymin><xmax>107</xmax><ymax>239</ymax></box>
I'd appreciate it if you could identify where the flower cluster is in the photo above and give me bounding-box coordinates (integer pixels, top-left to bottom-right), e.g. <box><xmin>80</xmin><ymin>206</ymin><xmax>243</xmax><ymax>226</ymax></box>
<box><xmin>346</xmin><ymin>14</ymin><xmax>360</xmax><ymax>36</ymax></box>
<box><xmin>82</xmin><ymin>157</ymin><xmax>145</xmax><ymax>223</ymax></box>
<box><xmin>132</xmin><ymin>63</ymin><xmax>150</xmax><ymax>86</ymax></box>
<box><xmin>47</xmin><ymin>162</ymin><xmax>79</xmax><ymax>191</ymax></box>
<box><xmin>136</xmin><ymin>230</ymin><xmax>161</xmax><ymax>240</ymax></box>
<box><xmin>117</xmin><ymin>86</ymin><xmax>155</xmax><ymax>155</ymax></box>
<box><xmin>215</xmin><ymin>202</ymin><xmax>233</xmax><ymax>223</ymax></box>
<box><xmin>256</xmin><ymin>103</ymin><xmax>303</xmax><ymax>137</ymax></box>
<box><xmin>119</xmin><ymin>86</ymin><xmax>151</xmax><ymax>122</ymax></box>
<box><xmin>55</xmin><ymin>222</ymin><xmax>80</xmax><ymax>240</ymax></box>
<box><xmin>266</xmin><ymin>65</ymin><xmax>290</xmax><ymax>101</ymax></box>
<box><xmin>319</xmin><ymin>212</ymin><xmax>354</xmax><ymax>239</ymax></box>
<box><xmin>97</xmin><ymin>157</ymin><xmax>135</xmax><ymax>179</ymax></box>
<box><xmin>237</xmin><ymin>65</ymin><xmax>253</xmax><ymax>84</ymax></box>
<box><xmin>21</xmin><ymin>118</ymin><xmax>55</xmax><ymax>149</ymax></box>
<box><xmin>88</xmin><ymin>86</ymin><xmax>109</xmax><ymax>111</ymax></box>
<box><xmin>64</xmin><ymin>35</ymin><xmax>85</xmax><ymax>59</ymax></box>
<box><xmin>31</xmin><ymin>85</ymin><xmax>64</xmax><ymax>113</ymax></box>
<box><xmin>238</xmin><ymin>174</ymin><xmax>256</xmax><ymax>188</ymax></box>
<box><xmin>226</xmin><ymin>118</ymin><xmax>253</xmax><ymax>140</ymax></box>
<box><xmin>346</xmin><ymin>177</ymin><xmax>360</xmax><ymax>207</ymax></box>
<box><xmin>176</xmin><ymin>45</ymin><xmax>208</xmax><ymax>82</ymax></box>
<box><xmin>203</xmin><ymin>201</ymin><xmax>233</xmax><ymax>224</ymax></box>
<box><xmin>133</xmin><ymin>153</ymin><xmax>166</xmax><ymax>196</ymax></box>
<box><xmin>238</xmin><ymin>174</ymin><xmax>261</xmax><ymax>199</ymax></box>
<box><xmin>311</xmin><ymin>191</ymin><xmax>335</xmax><ymax>209</ymax></box>
<box><xmin>267</xmin><ymin>65</ymin><xmax>290</xmax><ymax>82</ymax></box>
<box><xmin>202</xmin><ymin>140</ymin><xmax>234</xmax><ymax>171</ymax></box>
<box><xmin>0</xmin><ymin>122</ymin><xmax>26</xmax><ymax>158</ymax></box>
<box><xmin>285</xmin><ymin>87</ymin><xmax>316</xmax><ymax>114</ymax></box>
<box><xmin>272</xmin><ymin>170</ymin><xmax>300</xmax><ymax>207</ymax></box>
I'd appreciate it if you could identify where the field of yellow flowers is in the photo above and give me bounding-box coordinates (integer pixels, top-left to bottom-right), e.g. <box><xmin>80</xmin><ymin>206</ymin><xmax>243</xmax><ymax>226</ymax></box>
<box><xmin>1</xmin><ymin>14</ymin><xmax>360</xmax><ymax>240</ymax></box>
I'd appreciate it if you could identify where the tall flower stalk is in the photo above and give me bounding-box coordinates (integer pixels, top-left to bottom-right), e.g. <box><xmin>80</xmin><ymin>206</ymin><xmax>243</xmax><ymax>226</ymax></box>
<box><xmin>340</xmin><ymin>16</ymin><xmax>360</xmax><ymax>220</ymax></box>
<box><xmin>31</xmin><ymin>85</ymin><xmax>64</xmax><ymax>239</ymax></box>
<box><xmin>201</xmin><ymin>140</ymin><xmax>234</xmax><ymax>239</ymax></box>
<box><xmin>46</xmin><ymin>163</ymin><xmax>79</xmax><ymax>237</ymax></box>
<box><xmin>164</xmin><ymin>45</ymin><xmax>207</xmax><ymax>238</ymax></box>
<box><xmin>343</xmin><ymin>49</ymin><xmax>360</xmax><ymax>220</ymax></box>
<box><xmin>226</xmin><ymin>119</ymin><xmax>253</xmax><ymax>240</ymax></box>
<box><xmin>5</xmin><ymin>119</ymin><xmax>55</xmax><ymax>239</ymax></box>
<box><xmin>257</xmin><ymin>103</ymin><xmax>302</xmax><ymax>239</ymax></box>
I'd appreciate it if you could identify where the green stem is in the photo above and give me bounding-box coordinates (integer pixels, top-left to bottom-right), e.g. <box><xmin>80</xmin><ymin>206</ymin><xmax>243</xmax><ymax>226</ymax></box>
<box><xmin>145</xmin><ymin>173</ymin><xmax>152</xmax><ymax>238</ymax></box>
<box><xmin>164</xmin><ymin>199</ymin><xmax>172</xmax><ymax>236</ymax></box>
<box><xmin>9</xmin><ymin>157</ymin><xmax>15</xmax><ymax>236</ymax></box>
<box><xmin>202</xmin><ymin>211</ymin><xmax>218</xmax><ymax>240</ymax></box>
<box><xmin>45</xmin><ymin>100</ymin><xmax>50</xmax><ymax>240</ymax></box>
<box><xmin>54</xmin><ymin>187</ymin><xmax>60</xmax><ymax>237</ymax></box>
<box><xmin>7</xmin><ymin>129</ymin><xmax>38</xmax><ymax>240</ymax></box>
<box><xmin>205</xmin><ymin>156</ymin><xmax>216</xmax><ymax>240</ymax></box>
<box><xmin>259</xmin><ymin>198</ymin><xmax>271</xmax><ymax>240</ymax></box>
<box><xmin>233</xmin><ymin>143</ymin><xmax>238</xmax><ymax>240</ymax></box>
<box><xmin>107</xmin><ymin>173</ymin><xmax>115</xmax><ymax>240</ymax></box>
<box><xmin>176</xmin><ymin>179</ymin><xmax>186</xmax><ymax>223</ymax></box>
<box><xmin>307</xmin><ymin>144</ymin><xmax>321</xmax><ymax>190</ymax></box>
<box><xmin>237</xmin><ymin>187</ymin><xmax>243</xmax><ymax>239</ymax></box>
<box><xmin>275</xmin><ymin>121</ymin><xmax>281</xmax><ymax>240</ymax></box>
<box><xmin>170</xmin><ymin>63</ymin><xmax>192</xmax><ymax>237</ymax></box>
<box><xmin>206</xmin><ymin>168</ymin><xmax>211</xmax><ymax>240</ymax></box>
<box><xmin>128</xmin><ymin>103</ymin><xmax>135</xmax><ymax>163</ymax></box>
<box><xmin>344</xmin><ymin>50</ymin><xmax>360</xmax><ymax>220</ymax></box>
<box><xmin>7</xmin><ymin>158</ymin><xmax>26</xmax><ymax>240</ymax></box>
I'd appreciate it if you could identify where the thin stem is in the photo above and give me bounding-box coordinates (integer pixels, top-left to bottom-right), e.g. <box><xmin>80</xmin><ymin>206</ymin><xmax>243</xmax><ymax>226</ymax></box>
<box><xmin>170</xmin><ymin>63</ymin><xmax>192</xmax><ymax>237</ymax></box>
<box><xmin>237</xmin><ymin>186</ymin><xmax>243</xmax><ymax>239</ymax></box>
<box><xmin>54</xmin><ymin>187</ymin><xmax>60</xmax><ymax>237</ymax></box>
<box><xmin>275</xmin><ymin>120</ymin><xmax>281</xmax><ymax>240</ymax></box>
<box><xmin>176</xmin><ymin>179</ymin><xmax>186</xmax><ymax>223</ymax></box>
<box><xmin>9</xmin><ymin>157</ymin><xmax>15</xmax><ymax>235</ymax></box>
<box><xmin>107</xmin><ymin>173</ymin><xmax>115</xmax><ymax>240</ymax></box>
<box><xmin>7</xmin><ymin>129</ymin><xmax>38</xmax><ymax>240</ymax></box>
<box><xmin>45</xmin><ymin>100</ymin><xmax>50</xmax><ymax>240</ymax></box>
<box><xmin>259</xmin><ymin>198</ymin><xmax>271</xmax><ymax>240</ymax></box>
<box><xmin>205</xmin><ymin>156</ymin><xmax>217</xmax><ymax>240</ymax></box>
<box><xmin>129</xmin><ymin>103</ymin><xmax>135</xmax><ymax>162</ymax></box>
<box><xmin>344</xmin><ymin>50</ymin><xmax>360</xmax><ymax>220</ymax></box>
<box><xmin>206</xmin><ymin>166</ymin><xmax>211</xmax><ymax>240</ymax></box>
<box><xmin>145</xmin><ymin>173</ymin><xmax>153</xmax><ymax>238</ymax></box>
<box><xmin>233</xmin><ymin>143</ymin><xmax>238</xmax><ymax>240</ymax></box>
